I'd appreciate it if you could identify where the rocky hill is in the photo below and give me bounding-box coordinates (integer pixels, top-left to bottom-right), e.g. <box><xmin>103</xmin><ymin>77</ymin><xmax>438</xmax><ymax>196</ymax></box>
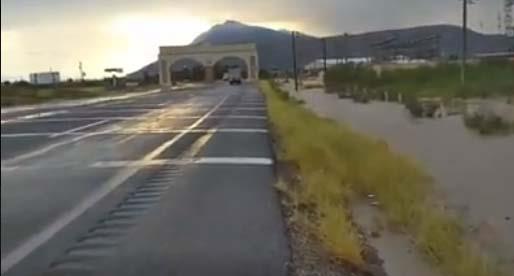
<box><xmin>128</xmin><ymin>21</ymin><xmax>514</xmax><ymax>79</ymax></box>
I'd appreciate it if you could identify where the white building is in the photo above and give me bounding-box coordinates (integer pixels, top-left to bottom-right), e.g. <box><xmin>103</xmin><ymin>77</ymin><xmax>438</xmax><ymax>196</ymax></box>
<box><xmin>29</xmin><ymin>71</ymin><xmax>60</xmax><ymax>85</ymax></box>
<box><xmin>304</xmin><ymin>58</ymin><xmax>372</xmax><ymax>71</ymax></box>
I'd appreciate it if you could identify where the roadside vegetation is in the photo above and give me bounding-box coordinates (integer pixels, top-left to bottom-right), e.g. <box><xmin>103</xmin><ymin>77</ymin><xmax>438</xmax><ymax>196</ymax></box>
<box><xmin>464</xmin><ymin>113</ymin><xmax>514</xmax><ymax>135</ymax></box>
<box><xmin>324</xmin><ymin>61</ymin><xmax>514</xmax><ymax>99</ymax></box>
<box><xmin>1</xmin><ymin>86</ymin><xmax>105</xmax><ymax>106</ymax></box>
<box><xmin>0</xmin><ymin>80</ymin><xmax>159</xmax><ymax>107</ymax></box>
<box><xmin>262</xmin><ymin>80</ymin><xmax>500</xmax><ymax>276</ymax></box>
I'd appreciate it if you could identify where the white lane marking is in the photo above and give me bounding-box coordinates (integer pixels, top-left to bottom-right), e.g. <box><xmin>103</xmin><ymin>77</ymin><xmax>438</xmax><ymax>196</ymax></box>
<box><xmin>0</xmin><ymin>128</ymin><xmax>269</xmax><ymax>138</ymax></box>
<box><xmin>1</xmin><ymin>110</ymin><xmax>69</xmax><ymax>125</ymax></box>
<box><xmin>1</xmin><ymin>133</ymin><xmax>54</xmax><ymax>138</ymax></box>
<box><xmin>0</xmin><ymin>128</ymin><xmax>119</xmax><ymax>166</ymax></box>
<box><xmin>95</xmin><ymin>103</ymin><xmax>167</xmax><ymax>108</ymax></box>
<box><xmin>209</xmin><ymin>128</ymin><xmax>268</xmax><ymax>133</ymax></box>
<box><xmin>2</xmin><ymin>157</ymin><xmax>274</xmax><ymax>171</ymax></box>
<box><xmin>235</xmin><ymin>107</ymin><xmax>266</xmax><ymax>110</ymax></box>
<box><xmin>221</xmin><ymin>115</ymin><xmax>266</xmax><ymax>119</ymax></box>
<box><xmin>0</xmin><ymin>166</ymin><xmax>19</xmax><ymax>172</ymax></box>
<box><xmin>114</xmin><ymin>134</ymin><xmax>139</xmax><ymax>145</ymax></box>
<box><xmin>196</xmin><ymin>157</ymin><xmax>273</xmax><ymax>165</ymax></box>
<box><xmin>69</xmin><ymin>108</ymin><xmax>162</xmax><ymax>113</ymax></box>
<box><xmin>91</xmin><ymin>157</ymin><xmax>273</xmax><ymax>168</ymax></box>
<box><xmin>9</xmin><ymin>116</ymin><xmax>198</xmax><ymax>122</ymax></box>
<box><xmin>62</xmin><ymin>107</ymin><xmax>266</xmax><ymax>113</ymax></box>
<box><xmin>50</xmin><ymin>120</ymin><xmax>109</xmax><ymax>138</ymax></box>
<box><xmin>3</xmin><ymin>115</ymin><xmax>265</xmax><ymax>123</ymax></box>
<box><xmin>1</xmin><ymin>102</ymin><xmax>178</xmax><ymax>164</ymax></box>
<box><xmin>143</xmin><ymin>96</ymin><xmax>228</xmax><ymax>160</ymax></box>
<box><xmin>0</xmin><ymin>95</ymin><xmax>229</xmax><ymax>274</ymax></box>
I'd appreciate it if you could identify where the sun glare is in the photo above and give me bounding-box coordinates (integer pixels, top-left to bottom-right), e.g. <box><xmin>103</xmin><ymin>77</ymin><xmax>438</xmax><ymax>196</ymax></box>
<box><xmin>112</xmin><ymin>15</ymin><xmax>211</xmax><ymax>45</ymax></box>
<box><xmin>109</xmin><ymin>15</ymin><xmax>211</xmax><ymax>72</ymax></box>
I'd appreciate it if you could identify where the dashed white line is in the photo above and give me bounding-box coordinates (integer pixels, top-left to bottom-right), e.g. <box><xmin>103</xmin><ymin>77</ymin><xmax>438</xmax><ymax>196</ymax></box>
<box><xmin>50</xmin><ymin>120</ymin><xmax>109</xmax><ymax>138</ymax></box>
<box><xmin>143</xmin><ymin>96</ymin><xmax>229</xmax><ymax>160</ymax></box>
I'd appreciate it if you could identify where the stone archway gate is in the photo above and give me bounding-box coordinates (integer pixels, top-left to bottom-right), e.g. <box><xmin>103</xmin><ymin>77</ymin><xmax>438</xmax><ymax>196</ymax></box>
<box><xmin>158</xmin><ymin>43</ymin><xmax>259</xmax><ymax>86</ymax></box>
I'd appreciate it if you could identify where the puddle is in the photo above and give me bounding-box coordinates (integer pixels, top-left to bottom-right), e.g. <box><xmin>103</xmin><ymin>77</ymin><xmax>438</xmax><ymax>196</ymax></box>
<box><xmin>352</xmin><ymin>202</ymin><xmax>440</xmax><ymax>276</ymax></box>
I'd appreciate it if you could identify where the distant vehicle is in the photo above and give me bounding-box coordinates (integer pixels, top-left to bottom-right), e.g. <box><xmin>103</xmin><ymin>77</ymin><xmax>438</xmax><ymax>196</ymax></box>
<box><xmin>228</xmin><ymin>67</ymin><xmax>242</xmax><ymax>85</ymax></box>
<box><xmin>222</xmin><ymin>73</ymin><xmax>229</xmax><ymax>81</ymax></box>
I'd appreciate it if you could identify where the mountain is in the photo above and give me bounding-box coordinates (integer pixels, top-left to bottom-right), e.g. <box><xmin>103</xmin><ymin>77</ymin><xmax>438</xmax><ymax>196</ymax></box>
<box><xmin>324</xmin><ymin>24</ymin><xmax>514</xmax><ymax>60</ymax></box>
<box><xmin>128</xmin><ymin>21</ymin><xmax>514</xmax><ymax>79</ymax></box>
<box><xmin>192</xmin><ymin>20</ymin><xmax>321</xmax><ymax>70</ymax></box>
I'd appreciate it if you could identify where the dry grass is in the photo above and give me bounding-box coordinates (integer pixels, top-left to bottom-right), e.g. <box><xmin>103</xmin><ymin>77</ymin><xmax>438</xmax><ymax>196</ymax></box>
<box><xmin>261</xmin><ymin>80</ymin><xmax>500</xmax><ymax>276</ymax></box>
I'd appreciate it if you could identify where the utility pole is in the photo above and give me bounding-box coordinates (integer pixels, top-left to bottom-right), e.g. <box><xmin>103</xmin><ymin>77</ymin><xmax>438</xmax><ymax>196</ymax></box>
<box><xmin>343</xmin><ymin>33</ymin><xmax>349</xmax><ymax>64</ymax></box>
<box><xmin>79</xmin><ymin>61</ymin><xmax>86</xmax><ymax>82</ymax></box>
<box><xmin>321</xmin><ymin>38</ymin><xmax>327</xmax><ymax>73</ymax></box>
<box><xmin>506</xmin><ymin>0</ymin><xmax>514</xmax><ymax>37</ymax></box>
<box><xmin>460</xmin><ymin>0</ymin><xmax>478</xmax><ymax>84</ymax></box>
<box><xmin>291</xmin><ymin>31</ymin><xmax>298</xmax><ymax>92</ymax></box>
<box><xmin>461</xmin><ymin>0</ymin><xmax>468</xmax><ymax>85</ymax></box>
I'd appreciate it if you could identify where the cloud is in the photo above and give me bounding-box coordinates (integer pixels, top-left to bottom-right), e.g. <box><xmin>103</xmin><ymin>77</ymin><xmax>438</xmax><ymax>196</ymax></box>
<box><xmin>2</xmin><ymin>0</ymin><xmax>502</xmax><ymax>34</ymax></box>
<box><xmin>1</xmin><ymin>0</ymin><xmax>505</xmax><ymax>80</ymax></box>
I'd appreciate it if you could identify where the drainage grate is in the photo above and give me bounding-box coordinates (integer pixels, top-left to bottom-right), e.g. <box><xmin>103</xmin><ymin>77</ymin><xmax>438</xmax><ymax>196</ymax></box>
<box><xmin>44</xmin><ymin>165</ymin><xmax>183</xmax><ymax>275</ymax></box>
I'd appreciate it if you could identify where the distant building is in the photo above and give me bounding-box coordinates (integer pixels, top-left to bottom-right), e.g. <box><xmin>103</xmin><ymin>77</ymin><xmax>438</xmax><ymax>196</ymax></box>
<box><xmin>29</xmin><ymin>71</ymin><xmax>60</xmax><ymax>85</ymax></box>
<box><xmin>304</xmin><ymin>58</ymin><xmax>372</xmax><ymax>71</ymax></box>
<box><xmin>389</xmin><ymin>55</ymin><xmax>429</xmax><ymax>64</ymax></box>
<box><xmin>474</xmin><ymin>52</ymin><xmax>514</xmax><ymax>62</ymax></box>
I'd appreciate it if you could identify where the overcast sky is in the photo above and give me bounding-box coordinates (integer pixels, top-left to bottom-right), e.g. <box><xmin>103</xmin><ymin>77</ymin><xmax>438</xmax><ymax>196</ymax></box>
<box><xmin>1</xmin><ymin>0</ymin><xmax>505</xmax><ymax>80</ymax></box>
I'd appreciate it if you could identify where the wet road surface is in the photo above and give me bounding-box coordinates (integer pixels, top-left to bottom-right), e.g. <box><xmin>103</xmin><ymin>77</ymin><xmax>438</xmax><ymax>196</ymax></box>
<box><xmin>1</xmin><ymin>84</ymin><xmax>289</xmax><ymax>276</ymax></box>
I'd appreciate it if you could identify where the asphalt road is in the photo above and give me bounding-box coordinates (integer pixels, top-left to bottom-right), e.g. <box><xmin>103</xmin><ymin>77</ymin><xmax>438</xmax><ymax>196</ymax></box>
<box><xmin>1</xmin><ymin>84</ymin><xmax>289</xmax><ymax>276</ymax></box>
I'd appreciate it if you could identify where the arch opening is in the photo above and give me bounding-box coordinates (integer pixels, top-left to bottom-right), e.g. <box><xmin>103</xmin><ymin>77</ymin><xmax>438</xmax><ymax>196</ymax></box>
<box><xmin>213</xmin><ymin>56</ymin><xmax>249</xmax><ymax>80</ymax></box>
<box><xmin>169</xmin><ymin>58</ymin><xmax>205</xmax><ymax>83</ymax></box>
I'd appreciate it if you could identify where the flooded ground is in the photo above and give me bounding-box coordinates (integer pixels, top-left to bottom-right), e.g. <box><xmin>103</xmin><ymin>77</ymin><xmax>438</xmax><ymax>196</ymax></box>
<box><xmin>352</xmin><ymin>202</ymin><xmax>440</xmax><ymax>276</ymax></box>
<box><xmin>300</xmin><ymin>91</ymin><xmax>514</xmax><ymax>270</ymax></box>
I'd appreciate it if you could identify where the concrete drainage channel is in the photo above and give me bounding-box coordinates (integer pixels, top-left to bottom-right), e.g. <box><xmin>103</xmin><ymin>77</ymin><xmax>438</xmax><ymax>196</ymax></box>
<box><xmin>45</xmin><ymin>165</ymin><xmax>183</xmax><ymax>276</ymax></box>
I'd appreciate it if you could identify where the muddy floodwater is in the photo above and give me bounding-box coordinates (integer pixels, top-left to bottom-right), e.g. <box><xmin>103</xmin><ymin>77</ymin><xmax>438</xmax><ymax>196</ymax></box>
<box><xmin>300</xmin><ymin>91</ymin><xmax>514</xmax><ymax>269</ymax></box>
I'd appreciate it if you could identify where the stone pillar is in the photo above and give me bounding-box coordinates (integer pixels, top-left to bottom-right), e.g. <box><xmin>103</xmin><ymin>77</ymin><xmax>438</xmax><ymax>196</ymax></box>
<box><xmin>254</xmin><ymin>54</ymin><xmax>259</xmax><ymax>80</ymax></box>
<box><xmin>249</xmin><ymin>55</ymin><xmax>257</xmax><ymax>80</ymax></box>
<box><xmin>159</xmin><ymin>59</ymin><xmax>171</xmax><ymax>86</ymax></box>
<box><xmin>205</xmin><ymin>66</ymin><xmax>214</xmax><ymax>82</ymax></box>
